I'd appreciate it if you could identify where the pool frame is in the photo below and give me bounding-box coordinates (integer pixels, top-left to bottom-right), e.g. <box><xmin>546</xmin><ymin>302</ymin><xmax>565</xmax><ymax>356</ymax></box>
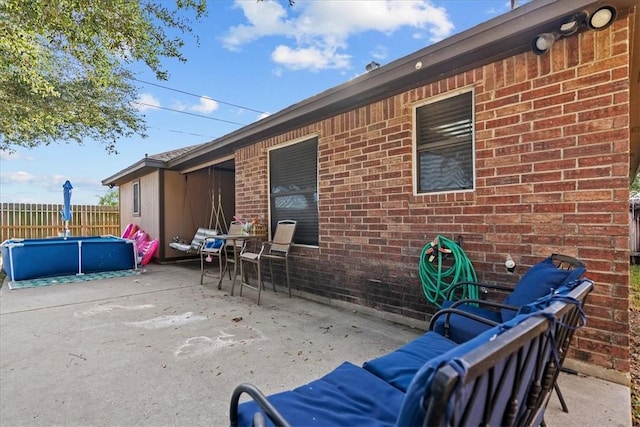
<box><xmin>1</xmin><ymin>235</ymin><xmax>138</xmax><ymax>284</ymax></box>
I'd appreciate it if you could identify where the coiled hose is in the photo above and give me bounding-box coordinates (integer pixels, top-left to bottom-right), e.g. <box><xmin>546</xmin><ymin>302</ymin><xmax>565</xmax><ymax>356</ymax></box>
<box><xmin>419</xmin><ymin>235</ymin><xmax>478</xmax><ymax>308</ymax></box>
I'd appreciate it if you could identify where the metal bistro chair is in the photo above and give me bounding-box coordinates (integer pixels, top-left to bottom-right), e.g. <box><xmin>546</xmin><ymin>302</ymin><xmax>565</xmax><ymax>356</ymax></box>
<box><xmin>239</xmin><ymin>220</ymin><xmax>297</xmax><ymax>305</ymax></box>
<box><xmin>200</xmin><ymin>222</ymin><xmax>245</xmax><ymax>288</ymax></box>
<box><xmin>222</xmin><ymin>220</ymin><xmax>245</xmax><ymax>293</ymax></box>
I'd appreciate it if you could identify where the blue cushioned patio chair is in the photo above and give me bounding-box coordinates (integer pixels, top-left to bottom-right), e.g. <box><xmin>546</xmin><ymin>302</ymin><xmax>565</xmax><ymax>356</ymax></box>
<box><xmin>429</xmin><ymin>253</ymin><xmax>586</xmax><ymax>413</ymax></box>
<box><xmin>431</xmin><ymin>254</ymin><xmax>585</xmax><ymax>341</ymax></box>
<box><xmin>201</xmin><ymin>221</ymin><xmax>243</xmax><ymax>289</ymax></box>
<box><xmin>228</xmin><ymin>279</ymin><xmax>592</xmax><ymax>427</ymax></box>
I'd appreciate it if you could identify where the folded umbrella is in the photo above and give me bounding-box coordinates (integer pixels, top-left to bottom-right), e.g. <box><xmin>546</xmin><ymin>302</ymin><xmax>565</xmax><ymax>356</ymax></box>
<box><xmin>61</xmin><ymin>180</ymin><xmax>73</xmax><ymax>235</ymax></box>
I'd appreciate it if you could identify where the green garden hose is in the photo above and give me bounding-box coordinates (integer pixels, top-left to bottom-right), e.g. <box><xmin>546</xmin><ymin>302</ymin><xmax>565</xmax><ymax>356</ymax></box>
<box><xmin>419</xmin><ymin>235</ymin><xmax>478</xmax><ymax>308</ymax></box>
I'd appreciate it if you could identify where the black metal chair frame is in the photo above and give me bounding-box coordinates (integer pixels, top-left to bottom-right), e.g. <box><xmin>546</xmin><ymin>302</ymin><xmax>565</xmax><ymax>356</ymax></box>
<box><xmin>431</xmin><ymin>253</ymin><xmax>586</xmax><ymax>414</ymax></box>
<box><xmin>229</xmin><ymin>279</ymin><xmax>593</xmax><ymax>427</ymax></box>
<box><xmin>425</xmin><ymin>279</ymin><xmax>592</xmax><ymax>426</ymax></box>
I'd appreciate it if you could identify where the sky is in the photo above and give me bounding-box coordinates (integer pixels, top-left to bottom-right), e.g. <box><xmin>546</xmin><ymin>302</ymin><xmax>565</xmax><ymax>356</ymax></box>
<box><xmin>0</xmin><ymin>0</ymin><xmax>528</xmax><ymax>205</ymax></box>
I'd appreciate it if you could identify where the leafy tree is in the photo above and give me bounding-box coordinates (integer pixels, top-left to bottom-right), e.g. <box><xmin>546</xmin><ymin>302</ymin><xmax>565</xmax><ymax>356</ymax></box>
<box><xmin>0</xmin><ymin>0</ymin><xmax>206</xmax><ymax>154</ymax></box>
<box><xmin>98</xmin><ymin>188</ymin><xmax>119</xmax><ymax>206</ymax></box>
<box><xmin>632</xmin><ymin>172</ymin><xmax>640</xmax><ymax>197</ymax></box>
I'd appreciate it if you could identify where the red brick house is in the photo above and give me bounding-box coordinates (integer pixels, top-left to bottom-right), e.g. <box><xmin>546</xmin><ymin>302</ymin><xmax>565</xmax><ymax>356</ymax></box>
<box><xmin>103</xmin><ymin>0</ymin><xmax>639</xmax><ymax>383</ymax></box>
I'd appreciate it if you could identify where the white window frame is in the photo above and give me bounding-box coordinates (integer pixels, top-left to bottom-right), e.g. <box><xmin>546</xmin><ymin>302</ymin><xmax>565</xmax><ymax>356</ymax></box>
<box><xmin>412</xmin><ymin>88</ymin><xmax>476</xmax><ymax>195</ymax></box>
<box><xmin>132</xmin><ymin>180</ymin><xmax>141</xmax><ymax>216</ymax></box>
<box><xmin>267</xmin><ymin>135</ymin><xmax>319</xmax><ymax>247</ymax></box>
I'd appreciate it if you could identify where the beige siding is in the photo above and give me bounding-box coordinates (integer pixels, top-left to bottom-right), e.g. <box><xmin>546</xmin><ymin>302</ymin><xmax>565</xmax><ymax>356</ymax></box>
<box><xmin>164</xmin><ymin>171</ymin><xmax>189</xmax><ymax>259</ymax></box>
<box><xmin>119</xmin><ymin>171</ymin><xmax>160</xmax><ymax>262</ymax></box>
<box><xmin>163</xmin><ymin>167</ymin><xmax>235</xmax><ymax>260</ymax></box>
<box><xmin>119</xmin><ymin>181</ymin><xmax>135</xmax><ymax>232</ymax></box>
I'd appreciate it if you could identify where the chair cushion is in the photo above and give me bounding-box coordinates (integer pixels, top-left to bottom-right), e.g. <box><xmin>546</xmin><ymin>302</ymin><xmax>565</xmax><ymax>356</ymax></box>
<box><xmin>236</xmin><ymin>362</ymin><xmax>404</xmax><ymax>427</ymax></box>
<box><xmin>430</xmin><ymin>303</ymin><xmax>502</xmax><ymax>343</ymax></box>
<box><xmin>240</xmin><ymin>252</ymin><xmax>259</xmax><ymax>262</ymax></box>
<box><xmin>202</xmin><ymin>239</ymin><xmax>223</xmax><ymax>252</ymax></box>
<box><xmin>169</xmin><ymin>242</ymin><xmax>192</xmax><ymax>252</ymax></box>
<box><xmin>363</xmin><ymin>331</ymin><xmax>458</xmax><ymax>392</ymax></box>
<box><xmin>394</xmin><ymin>322</ymin><xmax>504</xmax><ymax>427</ymax></box>
<box><xmin>501</xmin><ymin>257</ymin><xmax>586</xmax><ymax>321</ymax></box>
<box><xmin>399</xmin><ymin>310</ymin><xmax>556</xmax><ymax>427</ymax></box>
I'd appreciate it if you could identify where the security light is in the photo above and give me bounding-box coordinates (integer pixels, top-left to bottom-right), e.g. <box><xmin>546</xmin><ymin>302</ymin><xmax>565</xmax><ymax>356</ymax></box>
<box><xmin>531</xmin><ymin>5</ymin><xmax>617</xmax><ymax>55</ymax></box>
<box><xmin>587</xmin><ymin>5</ymin><xmax>617</xmax><ymax>30</ymax></box>
<box><xmin>532</xmin><ymin>32</ymin><xmax>559</xmax><ymax>55</ymax></box>
<box><xmin>559</xmin><ymin>11</ymin><xmax>588</xmax><ymax>36</ymax></box>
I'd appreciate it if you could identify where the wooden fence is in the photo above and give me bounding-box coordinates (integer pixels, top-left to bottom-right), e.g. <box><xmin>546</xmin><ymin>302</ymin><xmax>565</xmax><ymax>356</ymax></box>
<box><xmin>1</xmin><ymin>203</ymin><xmax>120</xmax><ymax>241</ymax></box>
<box><xmin>632</xmin><ymin>200</ymin><xmax>640</xmax><ymax>263</ymax></box>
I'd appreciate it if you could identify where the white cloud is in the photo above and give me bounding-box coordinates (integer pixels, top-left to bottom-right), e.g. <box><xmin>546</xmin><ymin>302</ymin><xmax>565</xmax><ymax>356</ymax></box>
<box><xmin>189</xmin><ymin>97</ymin><xmax>219</xmax><ymax>114</ymax></box>
<box><xmin>271</xmin><ymin>45</ymin><xmax>350</xmax><ymax>71</ymax></box>
<box><xmin>172</xmin><ymin>100</ymin><xmax>188</xmax><ymax>111</ymax></box>
<box><xmin>222</xmin><ymin>0</ymin><xmax>293</xmax><ymax>50</ymax></box>
<box><xmin>296</xmin><ymin>1</ymin><xmax>453</xmax><ymax>42</ymax></box>
<box><xmin>1</xmin><ymin>171</ymin><xmax>35</xmax><ymax>184</ymax></box>
<box><xmin>371</xmin><ymin>45</ymin><xmax>388</xmax><ymax>61</ymax></box>
<box><xmin>132</xmin><ymin>93</ymin><xmax>161</xmax><ymax>111</ymax></box>
<box><xmin>0</xmin><ymin>151</ymin><xmax>32</xmax><ymax>161</ymax></box>
<box><xmin>221</xmin><ymin>0</ymin><xmax>455</xmax><ymax>71</ymax></box>
<box><xmin>0</xmin><ymin>172</ymin><xmax>107</xmax><ymax>204</ymax></box>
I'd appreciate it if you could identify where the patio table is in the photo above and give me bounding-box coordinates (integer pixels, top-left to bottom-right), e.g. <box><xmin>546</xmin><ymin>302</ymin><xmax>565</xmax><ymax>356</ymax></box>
<box><xmin>210</xmin><ymin>233</ymin><xmax>265</xmax><ymax>293</ymax></box>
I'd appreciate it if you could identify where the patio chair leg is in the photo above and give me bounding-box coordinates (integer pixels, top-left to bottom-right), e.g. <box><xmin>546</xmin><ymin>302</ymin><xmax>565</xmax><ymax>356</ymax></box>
<box><xmin>217</xmin><ymin>253</ymin><xmax>224</xmax><ymax>290</ymax></box>
<box><xmin>554</xmin><ymin>383</ymin><xmax>569</xmax><ymax>413</ymax></box>
<box><xmin>269</xmin><ymin>260</ymin><xmax>276</xmax><ymax>292</ymax></box>
<box><xmin>200</xmin><ymin>253</ymin><xmax>205</xmax><ymax>286</ymax></box>
<box><xmin>230</xmin><ymin>271</ymin><xmax>236</xmax><ymax>296</ymax></box>
<box><xmin>285</xmin><ymin>258</ymin><xmax>291</xmax><ymax>297</ymax></box>
<box><xmin>228</xmin><ymin>253</ymin><xmax>238</xmax><ymax>296</ymax></box>
<box><xmin>239</xmin><ymin>259</ymin><xmax>245</xmax><ymax>297</ymax></box>
<box><xmin>257</xmin><ymin>261</ymin><xmax>262</xmax><ymax>305</ymax></box>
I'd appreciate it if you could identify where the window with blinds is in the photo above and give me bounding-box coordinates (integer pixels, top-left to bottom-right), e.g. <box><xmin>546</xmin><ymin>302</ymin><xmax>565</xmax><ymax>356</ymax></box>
<box><xmin>269</xmin><ymin>137</ymin><xmax>319</xmax><ymax>246</ymax></box>
<box><xmin>132</xmin><ymin>180</ymin><xmax>140</xmax><ymax>216</ymax></box>
<box><xmin>415</xmin><ymin>91</ymin><xmax>474</xmax><ymax>193</ymax></box>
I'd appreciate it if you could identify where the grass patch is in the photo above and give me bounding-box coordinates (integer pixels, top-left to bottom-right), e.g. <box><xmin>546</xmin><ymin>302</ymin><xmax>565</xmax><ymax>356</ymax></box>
<box><xmin>631</xmin><ymin>265</ymin><xmax>640</xmax><ymax>309</ymax></box>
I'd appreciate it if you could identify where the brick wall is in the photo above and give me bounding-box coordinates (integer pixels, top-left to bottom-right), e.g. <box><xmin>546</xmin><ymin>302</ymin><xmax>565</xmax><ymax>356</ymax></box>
<box><xmin>234</xmin><ymin>18</ymin><xmax>631</xmax><ymax>373</ymax></box>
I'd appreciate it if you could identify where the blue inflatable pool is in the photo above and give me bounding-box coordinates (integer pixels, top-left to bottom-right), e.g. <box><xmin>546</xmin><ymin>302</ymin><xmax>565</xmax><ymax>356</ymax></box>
<box><xmin>1</xmin><ymin>236</ymin><xmax>137</xmax><ymax>283</ymax></box>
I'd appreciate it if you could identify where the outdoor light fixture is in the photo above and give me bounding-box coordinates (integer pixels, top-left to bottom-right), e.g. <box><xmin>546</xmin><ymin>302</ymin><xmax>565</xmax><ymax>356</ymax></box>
<box><xmin>532</xmin><ymin>32</ymin><xmax>559</xmax><ymax>55</ymax></box>
<box><xmin>531</xmin><ymin>5</ymin><xmax>617</xmax><ymax>55</ymax></box>
<box><xmin>559</xmin><ymin>11</ymin><xmax>588</xmax><ymax>36</ymax></box>
<box><xmin>365</xmin><ymin>61</ymin><xmax>380</xmax><ymax>72</ymax></box>
<box><xmin>587</xmin><ymin>5</ymin><xmax>617</xmax><ymax>30</ymax></box>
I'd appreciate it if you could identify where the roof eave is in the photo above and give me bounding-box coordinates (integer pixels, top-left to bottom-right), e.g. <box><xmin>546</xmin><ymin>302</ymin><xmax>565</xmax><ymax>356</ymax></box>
<box><xmin>107</xmin><ymin>0</ymin><xmax>637</xmax><ymax>177</ymax></box>
<box><xmin>173</xmin><ymin>0</ymin><xmax>631</xmax><ymax>168</ymax></box>
<box><xmin>101</xmin><ymin>158</ymin><xmax>166</xmax><ymax>187</ymax></box>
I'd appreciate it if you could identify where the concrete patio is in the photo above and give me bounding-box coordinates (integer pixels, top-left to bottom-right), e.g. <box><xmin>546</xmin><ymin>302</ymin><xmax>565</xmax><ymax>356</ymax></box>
<box><xmin>0</xmin><ymin>262</ymin><xmax>631</xmax><ymax>426</ymax></box>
